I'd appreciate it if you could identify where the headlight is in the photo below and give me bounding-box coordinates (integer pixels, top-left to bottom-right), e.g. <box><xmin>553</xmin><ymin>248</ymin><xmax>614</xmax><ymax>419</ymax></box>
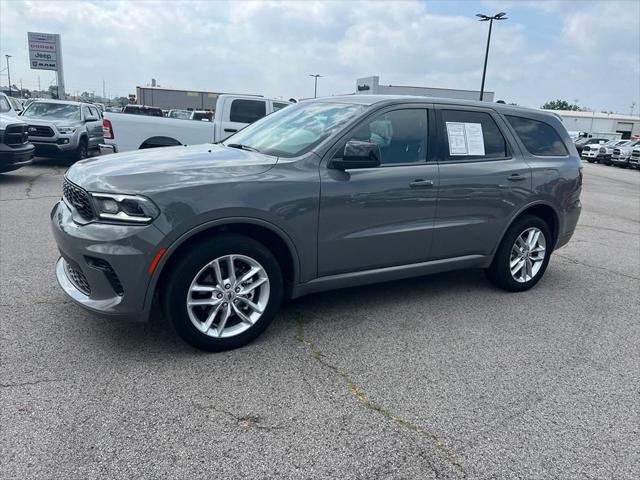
<box><xmin>90</xmin><ymin>193</ymin><xmax>160</xmax><ymax>223</ymax></box>
<box><xmin>58</xmin><ymin>126</ymin><xmax>77</xmax><ymax>134</ymax></box>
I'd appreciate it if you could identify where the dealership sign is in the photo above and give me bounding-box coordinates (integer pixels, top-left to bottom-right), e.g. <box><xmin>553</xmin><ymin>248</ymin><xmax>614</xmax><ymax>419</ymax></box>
<box><xmin>28</xmin><ymin>32</ymin><xmax>61</xmax><ymax>71</ymax></box>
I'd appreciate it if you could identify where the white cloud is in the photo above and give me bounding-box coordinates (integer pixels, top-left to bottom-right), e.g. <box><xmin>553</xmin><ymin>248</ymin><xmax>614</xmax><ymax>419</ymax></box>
<box><xmin>0</xmin><ymin>0</ymin><xmax>637</xmax><ymax>113</ymax></box>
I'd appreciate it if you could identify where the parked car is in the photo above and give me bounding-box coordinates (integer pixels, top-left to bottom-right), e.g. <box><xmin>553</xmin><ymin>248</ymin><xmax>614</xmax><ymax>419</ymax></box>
<box><xmin>105</xmin><ymin>106</ymin><xmax>123</xmax><ymax>113</ymax></box>
<box><xmin>0</xmin><ymin>113</ymin><xmax>34</xmax><ymax>173</ymax></box>
<box><xmin>121</xmin><ymin>104</ymin><xmax>163</xmax><ymax>117</ymax></box>
<box><xmin>21</xmin><ymin>100</ymin><xmax>104</xmax><ymax>160</ymax></box>
<box><xmin>52</xmin><ymin>95</ymin><xmax>582</xmax><ymax>351</ymax></box>
<box><xmin>100</xmin><ymin>95</ymin><xmax>290</xmax><ymax>154</ymax></box>
<box><xmin>167</xmin><ymin>109</ymin><xmax>191</xmax><ymax>120</ymax></box>
<box><xmin>629</xmin><ymin>147</ymin><xmax>640</xmax><ymax>169</ymax></box>
<box><xmin>579</xmin><ymin>138</ymin><xmax>624</xmax><ymax>163</ymax></box>
<box><xmin>611</xmin><ymin>140</ymin><xmax>640</xmax><ymax>168</ymax></box>
<box><xmin>574</xmin><ymin>137</ymin><xmax>608</xmax><ymax>154</ymax></box>
<box><xmin>190</xmin><ymin>110</ymin><xmax>214</xmax><ymax>122</ymax></box>
<box><xmin>0</xmin><ymin>93</ymin><xmax>23</xmax><ymax>117</ymax></box>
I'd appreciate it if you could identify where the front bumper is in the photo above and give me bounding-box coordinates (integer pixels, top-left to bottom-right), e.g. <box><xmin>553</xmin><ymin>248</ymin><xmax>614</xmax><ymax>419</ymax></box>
<box><xmin>32</xmin><ymin>138</ymin><xmax>77</xmax><ymax>155</ymax></box>
<box><xmin>0</xmin><ymin>143</ymin><xmax>34</xmax><ymax>171</ymax></box>
<box><xmin>51</xmin><ymin>200</ymin><xmax>166</xmax><ymax>320</ymax></box>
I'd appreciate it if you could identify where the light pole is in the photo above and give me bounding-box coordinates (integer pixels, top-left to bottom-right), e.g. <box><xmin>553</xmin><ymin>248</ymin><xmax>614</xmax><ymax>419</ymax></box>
<box><xmin>476</xmin><ymin>12</ymin><xmax>507</xmax><ymax>101</ymax></box>
<box><xmin>309</xmin><ymin>74</ymin><xmax>322</xmax><ymax>98</ymax></box>
<box><xmin>5</xmin><ymin>55</ymin><xmax>12</xmax><ymax>97</ymax></box>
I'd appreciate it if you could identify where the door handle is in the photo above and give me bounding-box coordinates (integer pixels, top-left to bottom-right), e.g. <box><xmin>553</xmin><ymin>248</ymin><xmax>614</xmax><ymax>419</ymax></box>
<box><xmin>409</xmin><ymin>179</ymin><xmax>434</xmax><ymax>188</ymax></box>
<box><xmin>508</xmin><ymin>174</ymin><xmax>527</xmax><ymax>182</ymax></box>
<box><xmin>224</xmin><ymin>128</ymin><xmax>238</xmax><ymax>133</ymax></box>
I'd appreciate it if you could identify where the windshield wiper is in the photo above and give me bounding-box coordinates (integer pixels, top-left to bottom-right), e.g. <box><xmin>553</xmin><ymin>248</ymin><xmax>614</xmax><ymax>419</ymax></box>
<box><xmin>226</xmin><ymin>143</ymin><xmax>261</xmax><ymax>153</ymax></box>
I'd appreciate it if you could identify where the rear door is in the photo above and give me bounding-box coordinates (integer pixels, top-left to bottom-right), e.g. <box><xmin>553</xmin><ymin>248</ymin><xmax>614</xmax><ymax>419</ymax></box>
<box><xmin>432</xmin><ymin>105</ymin><xmax>532</xmax><ymax>260</ymax></box>
<box><xmin>318</xmin><ymin>105</ymin><xmax>439</xmax><ymax>276</ymax></box>
<box><xmin>87</xmin><ymin>106</ymin><xmax>103</xmax><ymax>147</ymax></box>
<box><xmin>218</xmin><ymin>97</ymin><xmax>267</xmax><ymax>141</ymax></box>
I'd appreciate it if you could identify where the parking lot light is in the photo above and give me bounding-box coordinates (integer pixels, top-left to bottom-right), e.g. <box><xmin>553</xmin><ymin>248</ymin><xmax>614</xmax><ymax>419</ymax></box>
<box><xmin>309</xmin><ymin>74</ymin><xmax>322</xmax><ymax>98</ymax></box>
<box><xmin>476</xmin><ymin>12</ymin><xmax>508</xmax><ymax>101</ymax></box>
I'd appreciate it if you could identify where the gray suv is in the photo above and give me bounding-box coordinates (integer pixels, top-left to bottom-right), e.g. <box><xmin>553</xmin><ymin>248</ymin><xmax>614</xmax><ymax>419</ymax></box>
<box><xmin>51</xmin><ymin>96</ymin><xmax>582</xmax><ymax>351</ymax></box>
<box><xmin>22</xmin><ymin>100</ymin><xmax>103</xmax><ymax>160</ymax></box>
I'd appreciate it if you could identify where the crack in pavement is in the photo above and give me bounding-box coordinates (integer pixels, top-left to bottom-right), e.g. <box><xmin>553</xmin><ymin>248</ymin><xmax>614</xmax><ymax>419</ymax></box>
<box><xmin>1</xmin><ymin>378</ymin><xmax>63</xmax><ymax>388</ymax></box>
<box><xmin>554</xmin><ymin>253</ymin><xmax>640</xmax><ymax>281</ymax></box>
<box><xmin>294</xmin><ymin>315</ymin><xmax>465</xmax><ymax>476</ymax></box>
<box><xmin>193</xmin><ymin>403</ymin><xmax>283</xmax><ymax>431</ymax></box>
<box><xmin>25</xmin><ymin>172</ymin><xmax>46</xmax><ymax>198</ymax></box>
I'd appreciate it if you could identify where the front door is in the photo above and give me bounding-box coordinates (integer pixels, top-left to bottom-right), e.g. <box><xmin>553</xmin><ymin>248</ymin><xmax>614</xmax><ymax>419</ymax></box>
<box><xmin>318</xmin><ymin>107</ymin><xmax>439</xmax><ymax>276</ymax></box>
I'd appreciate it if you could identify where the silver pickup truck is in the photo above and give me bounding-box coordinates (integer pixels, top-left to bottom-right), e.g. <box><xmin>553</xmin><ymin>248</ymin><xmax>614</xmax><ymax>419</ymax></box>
<box><xmin>21</xmin><ymin>99</ymin><xmax>104</xmax><ymax>160</ymax></box>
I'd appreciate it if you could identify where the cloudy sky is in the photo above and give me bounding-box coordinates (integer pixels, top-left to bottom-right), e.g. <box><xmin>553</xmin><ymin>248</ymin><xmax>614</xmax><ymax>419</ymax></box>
<box><xmin>1</xmin><ymin>0</ymin><xmax>639</xmax><ymax>113</ymax></box>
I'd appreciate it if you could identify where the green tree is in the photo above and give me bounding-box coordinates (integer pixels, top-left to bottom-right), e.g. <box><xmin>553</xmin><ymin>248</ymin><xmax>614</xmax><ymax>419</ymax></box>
<box><xmin>541</xmin><ymin>99</ymin><xmax>582</xmax><ymax>111</ymax></box>
<box><xmin>113</xmin><ymin>96</ymin><xmax>129</xmax><ymax>107</ymax></box>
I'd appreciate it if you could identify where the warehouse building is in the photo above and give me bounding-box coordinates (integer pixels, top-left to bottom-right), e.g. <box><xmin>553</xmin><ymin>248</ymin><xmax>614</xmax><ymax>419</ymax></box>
<box><xmin>542</xmin><ymin>110</ymin><xmax>640</xmax><ymax>139</ymax></box>
<box><xmin>135</xmin><ymin>86</ymin><xmax>262</xmax><ymax>110</ymax></box>
<box><xmin>355</xmin><ymin>75</ymin><xmax>494</xmax><ymax>102</ymax></box>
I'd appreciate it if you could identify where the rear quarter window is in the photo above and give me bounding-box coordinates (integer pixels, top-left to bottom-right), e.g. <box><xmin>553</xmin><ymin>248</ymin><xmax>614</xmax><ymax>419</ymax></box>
<box><xmin>506</xmin><ymin>115</ymin><xmax>568</xmax><ymax>156</ymax></box>
<box><xmin>441</xmin><ymin>109</ymin><xmax>508</xmax><ymax>160</ymax></box>
<box><xmin>230</xmin><ymin>99</ymin><xmax>267</xmax><ymax>123</ymax></box>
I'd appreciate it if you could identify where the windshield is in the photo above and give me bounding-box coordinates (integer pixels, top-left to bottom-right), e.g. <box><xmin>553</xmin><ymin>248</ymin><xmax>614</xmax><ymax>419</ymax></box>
<box><xmin>169</xmin><ymin>110</ymin><xmax>191</xmax><ymax>119</ymax></box>
<box><xmin>223</xmin><ymin>102</ymin><xmax>367</xmax><ymax>158</ymax></box>
<box><xmin>23</xmin><ymin>102</ymin><xmax>81</xmax><ymax>121</ymax></box>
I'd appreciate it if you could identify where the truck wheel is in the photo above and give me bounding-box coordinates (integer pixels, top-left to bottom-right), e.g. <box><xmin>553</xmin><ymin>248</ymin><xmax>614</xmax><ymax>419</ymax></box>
<box><xmin>74</xmin><ymin>137</ymin><xmax>88</xmax><ymax>161</ymax></box>
<box><xmin>163</xmin><ymin>234</ymin><xmax>283</xmax><ymax>352</ymax></box>
<box><xmin>486</xmin><ymin>215</ymin><xmax>552</xmax><ymax>292</ymax></box>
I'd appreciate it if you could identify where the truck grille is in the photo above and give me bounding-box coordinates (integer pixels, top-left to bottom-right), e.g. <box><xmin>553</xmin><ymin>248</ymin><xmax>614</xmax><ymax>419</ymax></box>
<box><xmin>62</xmin><ymin>178</ymin><xmax>95</xmax><ymax>221</ymax></box>
<box><xmin>27</xmin><ymin>125</ymin><xmax>54</xmax><ymax>137</ymax></box>
<box><xmin>2</xmin><ymin>124</ymin><xmax>29</xmax><ymax>146</ymax></box>
<box><xmin>632</xmin><ymin>151</ymin><xmax>640</xmax><ymax>158</ymax></box>
<box><xmin>613</xmin><ymin>148</ymin><xmax>621</xmax><ymax>155</ymax></box>
<box><xmin>64</xmin><ymin>261</ymin><xmax>91</xmax><ymax>295</ymax></box>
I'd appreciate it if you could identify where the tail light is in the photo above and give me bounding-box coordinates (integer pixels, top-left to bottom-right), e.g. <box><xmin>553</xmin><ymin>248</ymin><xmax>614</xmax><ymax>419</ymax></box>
<box><xmin>103</xmin><ymin>119</ymin><xmax>114</xmax><ymax>139</ymax></box>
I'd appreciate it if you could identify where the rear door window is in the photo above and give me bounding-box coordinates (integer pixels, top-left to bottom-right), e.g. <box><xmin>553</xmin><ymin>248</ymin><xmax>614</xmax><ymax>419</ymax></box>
<box><xmin>230</xmin><ymin>99</ymin><xmax>267</xmax><ymax>123</ymax></box>
<box><xmin>506</xmin><ymin>115</ymin><xmax>568</xmax><ymax>156</ymax></box>
<box><xmin>441</xmin><ymin>109</ymin><xmax>508</xmax><ymax>160</ymax></box>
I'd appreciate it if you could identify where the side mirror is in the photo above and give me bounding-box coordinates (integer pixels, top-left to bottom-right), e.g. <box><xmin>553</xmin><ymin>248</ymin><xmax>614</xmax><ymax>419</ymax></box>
<box><xmin>329</xmin><ymin>140</ymin><xmax>381</xmax><ymax>170</ymax></box>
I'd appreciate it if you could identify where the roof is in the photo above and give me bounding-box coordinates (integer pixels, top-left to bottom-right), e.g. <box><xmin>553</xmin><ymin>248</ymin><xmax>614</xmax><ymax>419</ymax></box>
<box><xmin>542</xmin><ymin>109</ymin><xmax>640</xmax><ymax>122</ymax></box>
<box><xmin>309</xmin><ymin>94</ymin><xmax>552</xmax><ymax>118</ymax></box>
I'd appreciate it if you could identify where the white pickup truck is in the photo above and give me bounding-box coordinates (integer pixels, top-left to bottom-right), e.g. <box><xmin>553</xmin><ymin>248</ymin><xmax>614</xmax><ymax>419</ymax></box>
<box><xmin>99</xmin><ymin>94</ymin><xmax>290</xmax><ymax>154</ymax></box>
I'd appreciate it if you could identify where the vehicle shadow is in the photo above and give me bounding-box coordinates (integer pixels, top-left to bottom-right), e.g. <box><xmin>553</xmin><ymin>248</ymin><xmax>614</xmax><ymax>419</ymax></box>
<box><xmin>92</xmin><ymin>268</ymin><xmax>490</xmax><ymax>356</ymax></box>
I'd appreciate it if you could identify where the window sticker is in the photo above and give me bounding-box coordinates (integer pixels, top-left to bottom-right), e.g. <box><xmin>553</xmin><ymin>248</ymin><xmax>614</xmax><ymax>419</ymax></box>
<box><xmin>446</xmin><ymin>122</ymin><xmax>485</xmax><ymax>156</ymax></box>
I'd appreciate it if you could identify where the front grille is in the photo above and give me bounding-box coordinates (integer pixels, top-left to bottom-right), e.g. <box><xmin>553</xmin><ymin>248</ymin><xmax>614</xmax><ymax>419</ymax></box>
<box><xmin>62</xmin><ymin>178</ymin><xmax>95</xmax><ymax>221</ymax></box>
<box><xmin>3</xmin><ymin>124</ymin><xmax>29</xmax><ymax>146</ymax></box>
<box><xmin>86</xmin><ymin>257</ymin><xmax>124</xmax><ymax>296</ymax></box>
<box><xmin>64</xmin><ymin>261</ymin><xmax>91</xmax><ymax>295</ymax></box>
<box><xmin>582</xmin><ymin>146</ymin><xmax>591</xmax><ymax>151</ymax></box>
<box><xmin>27</xmin><ymin>125</ymin><xmax>54</xmax><ymax>137</ymax></box>
<box><xmin>613</xmin><ymin>148</ymin><xmax>621</xmax><ymax>155</ymax></box>
<box><xmin>632</xmin><ymin>151</ymin><xmax>640</xmax><ymax>158</ymax></box>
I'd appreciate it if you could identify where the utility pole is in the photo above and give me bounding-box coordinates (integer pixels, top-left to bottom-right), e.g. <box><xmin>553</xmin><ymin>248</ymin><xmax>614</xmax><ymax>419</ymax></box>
<box><xmin>476</xmin><ymin>12</ymin><xmax>508</xmax><ymax>101</ymax></box>
<box><xmin>20</xmin><ymin>78</ymin><xmax>23</xmax><ymax>97</ymax></box>
<box><xmin>309</xmin><ymin>74</ymin><xmax>322</xmax><ymax>98</ymax></box>
<box><xmin>5</xmin><ymin>55</ymin><xmax>12</xmax><ymax>96</ymax></box>
<box><xmin>102</xmin><ymin>79</ymin><xmax>106</xmax><ymax>102</ymax></box>
<box><xmin>38</xmin><ymin>75</ymin><xmax>41</xmax><ymax>93</ymax></box>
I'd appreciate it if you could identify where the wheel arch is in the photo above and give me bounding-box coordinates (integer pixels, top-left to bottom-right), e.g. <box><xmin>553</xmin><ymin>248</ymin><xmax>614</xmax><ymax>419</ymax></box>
<box><xmin>495</xmin><ymin>201</ymin><xmax>560</xmax><ymax>257</ymax></box>
<box><xmin>149</xmin><ymin>218</ymin><xmax>300</xmax><ymax>309</ymax></box>
<box><xmin>139</xmin><ymin>136</ymin><xmax>182</xmax><ymax>149</ymax></box>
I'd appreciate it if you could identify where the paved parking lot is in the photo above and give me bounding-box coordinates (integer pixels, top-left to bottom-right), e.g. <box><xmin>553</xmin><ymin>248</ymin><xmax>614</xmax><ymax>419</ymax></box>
<box><xmin>1</xmin><ymin>158</ymin><xmax>638</xmax><ymax>479</ymax></box>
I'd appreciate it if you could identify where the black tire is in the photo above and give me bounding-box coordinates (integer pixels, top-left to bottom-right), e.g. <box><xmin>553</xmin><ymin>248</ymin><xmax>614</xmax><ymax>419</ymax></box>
<box><xmin>163</xmin><ymin>234</ymin><xmax>283</xmax><ymax>352</ymax></box>
<box><xmin>586</xmin><ymin>159</ymin><xmax>595</xmax><ymax>163</ymax></box>
<box><xmin>486</xmin><ymin>215</ymin><xmax>552</xmax><ymax>292</ymax></box>
<box><xmin>74</xmin><ymin>137</ymin><xmax>88</xmax><ymax>161</ymax></box>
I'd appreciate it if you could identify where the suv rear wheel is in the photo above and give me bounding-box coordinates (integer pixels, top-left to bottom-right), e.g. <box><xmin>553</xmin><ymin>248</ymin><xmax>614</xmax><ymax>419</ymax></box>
<box><xmin>163</xmin><ymin>234</ymin><xmax>283</xmax><ymax>351</ymax></box>
<box><xmin>486</xmin><ymin>215</ymin><xmax>552</xmax><ymax>292</ymax></box>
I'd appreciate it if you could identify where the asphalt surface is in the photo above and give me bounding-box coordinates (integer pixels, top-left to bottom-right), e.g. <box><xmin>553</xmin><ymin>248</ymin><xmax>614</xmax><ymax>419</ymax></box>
<box><xmin>1</xmin><ymin>157</ymin><xmax>639</xmax><ymax>479</ymax></box>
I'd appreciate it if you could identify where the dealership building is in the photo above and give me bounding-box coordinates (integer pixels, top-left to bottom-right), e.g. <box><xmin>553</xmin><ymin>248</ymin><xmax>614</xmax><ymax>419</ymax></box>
<box><xmin>355</xmin><ymin>75</ymin><xmax>494</xmax><ymax>102</ymax></box>
<box><xmin>542</xmin><ymin>110</ymin><xmax>640</xmax><ymax>139</ymax></box>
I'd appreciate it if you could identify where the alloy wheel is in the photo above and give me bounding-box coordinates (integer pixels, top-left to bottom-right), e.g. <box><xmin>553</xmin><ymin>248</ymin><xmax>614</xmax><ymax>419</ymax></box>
<box><xmin>186</xmin><ymin>254</ymin><xmax>270</xmax><ymax>338</ymax></box>
<box><xmin>509</xmin><ymin>227</ymin><xmax>546</xmax><ymax>283</ymax></box>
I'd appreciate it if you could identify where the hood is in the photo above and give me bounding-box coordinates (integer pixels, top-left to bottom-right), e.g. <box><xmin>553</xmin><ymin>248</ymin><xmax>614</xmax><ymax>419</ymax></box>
<box><xmin>20</xmin><ymin>117</ymin><xmax>82</xmax><ymax>128</ymax></box>
<box><xmin>0</xmin><ymin>113</ymin><xmax>27</xmax><ymax>130</ymax></box>
<box><xmin>66</xmin><ymin>143</ymin><xmax>278</xmax><ymax>194</ymax></box>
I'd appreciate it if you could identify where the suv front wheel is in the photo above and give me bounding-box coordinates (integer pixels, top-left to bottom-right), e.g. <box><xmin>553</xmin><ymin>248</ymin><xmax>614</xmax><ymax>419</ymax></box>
<box><xmin>163</xmin><ymin>234</ymin><xmax>283</xmax><ymax>351</ymax></box>
<box><xmin>487</xmin><ymin>215</ymin><xmax>552</xmax><ymax>292</ymax></box>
